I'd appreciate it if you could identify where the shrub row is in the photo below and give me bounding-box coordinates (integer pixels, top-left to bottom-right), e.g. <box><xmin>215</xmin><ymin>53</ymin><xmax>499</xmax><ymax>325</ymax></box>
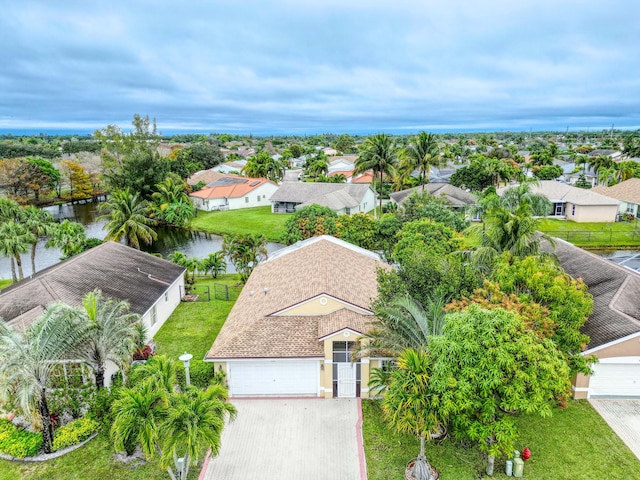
<box><xmin>0</xmin><ymin>419</ymin><xmax>42</xmax><ymax>458</ymax></box>
<box><xmin>52</xmin><ymin>417</ymin><xmax>100</xmax><ymax>451</ymax></box>
<box><xmin>175</xmin><ymin>360</ymin><xmax>224</xmax><ymax>389</ymax></box>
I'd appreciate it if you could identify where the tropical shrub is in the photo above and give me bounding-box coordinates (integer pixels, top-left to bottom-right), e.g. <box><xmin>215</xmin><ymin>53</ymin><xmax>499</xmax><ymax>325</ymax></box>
<box><xmin>0</xmin><ymin>419</ymin><xmax>43</xmax><ymax>458</ymax></box>
<box><xmin>175</xmin><ymin>360</ymin><xmax>225</xmax><ymax>389</ymax></box>
<box><xmin>52</xmin><ymin>417</ymin><xmax>100</xmax><ymax>451</ymax></box>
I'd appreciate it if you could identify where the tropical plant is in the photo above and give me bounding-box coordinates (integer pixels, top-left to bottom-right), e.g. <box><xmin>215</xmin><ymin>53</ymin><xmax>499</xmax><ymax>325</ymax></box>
<box><xmin>382</xmin><ymin>348</ymin><xmax>439</xmax><ymax>480</ymax></box>
<box><xmin>355</xmin><ymin>133</ymin><xmax>398</xmax><ymax>216</ymax></box>
<box><xmin>203</xmin><ymin>251</ymin><xmax>227</xmax><ymax>278</ymax></box>
<box><xmin>498</xmin><ymin>181</ymin><xmax>552</xmax><ymax>216</ymax></box>
<box><xmin>71</xmin><ymin>290</ymin><xmax>142</xmax><ymax>389</ymax></box>
<box><xmin>399</xmin><ymin>131</ymin><xmax>442</xmax><ymax>191</ymax></box>
<box><xmin>46</xmin><ymin>219</ymin><xmax>89</xmax><ymax>259</ymax></box>
<box><xmin>99</xmin><ymin>188</ymin><xmax>158</xmax><ymax>249</ymax></box>
<box><xmin>0</xmin><ymin>220</ymin><xmax>35</xmax><ymax>282</ymax></box>
<box><xmin>222</xmin><ymin>233</ymin><xmax>267</xmax><ymax>282</ymax></box>
<box><xmin>281</xmin><ymin>204</ymin><xmax>338</xmax><ymax>244</ymax></box>
<box><xmin>20</xmin><ymin>206</ymin><xmax>55</xmax><ymax>276</ymax></box>
<box><xmin>0</xmin><ymin>306</ymin><xmax>83</xmax><ymax>453</ymax></box>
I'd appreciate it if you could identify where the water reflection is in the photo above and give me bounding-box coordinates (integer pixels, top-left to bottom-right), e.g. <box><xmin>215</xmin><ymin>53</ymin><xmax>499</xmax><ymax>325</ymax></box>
<box><xmin>0</xmin><ymin>202</ymin><xmax>284</xmax><ymax>279</ymax></box>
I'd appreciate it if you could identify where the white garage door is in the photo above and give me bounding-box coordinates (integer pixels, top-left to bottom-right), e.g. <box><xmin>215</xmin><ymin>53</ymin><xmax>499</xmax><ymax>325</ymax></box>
<box><xmin>589</xmin><ymin>359</ymin><xmax>640</xmax><ymax>398</ymax></box>
<box><xmin>228</xmin><ymin>359</ymin><xmax>319</xmax><ymax>397</ymax></box>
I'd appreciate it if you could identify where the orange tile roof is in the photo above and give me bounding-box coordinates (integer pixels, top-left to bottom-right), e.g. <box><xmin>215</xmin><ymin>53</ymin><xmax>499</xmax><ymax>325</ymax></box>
<box><xmin>329</xmin><ymin>170</ymin><xmax>354</xmax><ymax>178</ymax></box>
<box><xmin>189</xmin><ymin>175</ymin><xmax>275</xmax><ymax>200</ymax></box>
<box><xmin>352</xmin><ymin>171</ymin><xmax>374</xmax><ymax>183</ymax></box>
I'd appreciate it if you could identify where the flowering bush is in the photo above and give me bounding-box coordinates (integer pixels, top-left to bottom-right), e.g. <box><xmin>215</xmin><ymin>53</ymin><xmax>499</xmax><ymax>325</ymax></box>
<box><xmin>52</xmin><ymin>417</ymin><xmax>100</xmax><ymax>451</ymax></box>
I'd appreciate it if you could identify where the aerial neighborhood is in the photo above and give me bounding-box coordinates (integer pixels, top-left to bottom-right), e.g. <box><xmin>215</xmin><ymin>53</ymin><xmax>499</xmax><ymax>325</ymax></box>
<box><xmin>1</xmin><ymin>121</ymin><xmax>640</xmax><ymax>480</ymax></box>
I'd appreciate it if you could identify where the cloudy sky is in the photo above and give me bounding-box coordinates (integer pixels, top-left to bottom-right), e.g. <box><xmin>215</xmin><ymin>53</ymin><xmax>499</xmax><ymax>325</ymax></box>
<box><xmin>0</xmin><ymin>0</ymin><xmax>638</xmax><ymax>135</ymax></box>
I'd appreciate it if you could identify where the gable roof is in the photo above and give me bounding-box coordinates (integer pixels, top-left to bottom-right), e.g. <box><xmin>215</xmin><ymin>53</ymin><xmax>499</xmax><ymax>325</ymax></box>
<box><xmin>592</xmin><ymin>178</ymin><xmax>640</xmax><ymax>205</ymax></box>
<box><xmin>206</xmin><ymin>236</ymin><xmax>390</xmax><ymax>360</ymax></box>
<box><xmin>547</xmin><ymin>239</ymin><xmax>640</xmax><ymax>351</ymax></box>
<box><xmin>390</xmin><ymin>183</ymin><xmax>477</xmax><ymax>207</ymax></box>
<box><xmin>498</xmin><ymin>181</ymin><xmax>619</xmax><ymax>206</ymax></box>
<box><xmin>270</xmin><ymin>183</ymin><xmax>372</xmax><ymax>211</ymax></box>
<box><xmin>0</xmin><ymin>242</ymin><xmax>185</xmax><ymax>331</ymax></box>
<box><xmin>189</xmin><ymin>175</ymin><xmax>275</xmax><ymax>200</ymax></box>
<box><xmin>187</xmin><ymin>169</ymin><xmax>225</xmax><ymax>186</ymax></box>
<box><xmin>352</xmin><ymin>172</ymin><xmax>374</xmax><ymax>183</ymax></box>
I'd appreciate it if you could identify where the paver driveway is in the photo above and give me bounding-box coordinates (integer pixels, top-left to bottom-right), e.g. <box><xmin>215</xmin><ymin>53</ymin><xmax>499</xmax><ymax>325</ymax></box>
<box><xmin>590</xmin><ymin>399</ymin><xmax>640</xmax><ymax>460</ymax></box>
<box><xmin>202</xmin><ymin>398</ymin><xmax>364</xmax><ymax>480</ymax></box>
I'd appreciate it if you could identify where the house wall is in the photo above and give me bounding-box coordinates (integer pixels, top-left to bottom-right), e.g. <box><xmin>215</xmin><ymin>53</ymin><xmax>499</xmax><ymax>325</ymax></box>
<box><xmin>355</xmin><ymin>188</ymin><xmax>376</xmax><ymax>214</ymax></box>
<box><xmin>565</xmin><ymin>203</ymin><xmax>618</xmax><ymax>222</ymax></box>
<box><xmin>619</xmin><ymin>201</ymin><xmax>640</xmax><ymax>217</ymax></box>
<box><xmin>192</xmin><ymin>196</ymin><xmax>228</xmax><ymax>211</ymax></box>
<box><xmin>227</xmin><ymin>183</ymin><xmax>279</xmax><ymax>210</ymax></box>
<box><xmin>144</xmin><ymin>275</ymin><xmax>184</xmax><ymax>340</ymax></box>
<box><xmin>573</xmin><ymin>335</ymin><xmax>640</xmax><ymax>399</ymax></box>
<box><xmin>320</xmin><ymin>330</ymin><xmax>372</xmax><ymax>399</ymax></box>
<box><xmin>275</xmin><ymin>295</ymin><xmax>368</xmax><ymax>316</ymax></box>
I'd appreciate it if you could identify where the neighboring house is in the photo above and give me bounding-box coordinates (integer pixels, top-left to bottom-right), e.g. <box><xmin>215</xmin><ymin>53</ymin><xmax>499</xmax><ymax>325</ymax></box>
<box><xmin>213</xmin><ymin>160</ymin><xmax>247</xmax><ymax>174</ymax></box>
<box><xmin>560</xmin><ymin>163</ymin><xmax>597</xmax><ymax>187</ymax></box>
<box><xmin>588</xmin><ymin>149</ymin><xmax>623</xmax><ymax>161</ymax></box>
<box><xmin>190</xmin><ymin>175</ymin><xmax>278</xmax><ymax>211</ymax></box>
<box><xmin>0</xmin><ymin>241</ymin><xmax>185</xmax><ymax>341</ymax></box>
<box><xmin>328</xmin><ymin>170</ymin><xmax>354</xmax><ymax>182</ymax></box>
<box><xmin>548</xmin><ymin>239</ymin><xmax>640</xmax><ymax>398</ymax></box>
<box><xmin>328</xmin><ymin>156</ymin><xmax>356</xmax><ymax>172</ymax></box>
<box><xmin>270</xmin><ymin>182</ymin><xmax>375</xmax><ymax>214</ymax></box>
<box><xmin>389</xmin><ymin>183</ymin><xmax>477</xmax><ymax>210</ymax></box>
<box><xmin>592</xmin><ymin>178</ymin><xmax>640</xmax><ymax>219</ymax></box>
<box><xmin>351</xmin><ymin>171</ymin><xmax>374</xmax><ymax>184</ymax></box>
<box><xmin>205</xmin><ymin>236</ymin><xmax>392</xmax><ymax>398</ymax></box>
<box><xmin>497</xmin><ymin>180</ymin><xmax>620</xmax><ymax>222</ymax></box>
<box><xmin>187</xmin><ymin>169</ymin><xmax>225</xmax><ymax>187</ymax></box>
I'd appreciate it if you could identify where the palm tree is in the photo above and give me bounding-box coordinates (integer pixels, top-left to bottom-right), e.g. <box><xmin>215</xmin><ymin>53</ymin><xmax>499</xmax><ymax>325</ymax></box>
<box><xmin>203</xmin><ymin>251</ymin><xmax>226</xmax><ymax>278</ymax></box>
<box><xmin>355</xmin><ymin>134</ymin><xmax>398</xmax><ymax>216</ymax></box>
<box><xmin>587</xmin><ymin>155</ymin><xmax>614</xmax><ymax>176</ymax></box>
<box><xmin>45</xmin><ymin>220</ymin><xmax>88</xmax><ymax>259</ymax></box>
<box><xmin>159</xmin><ymin>385</ymin><xmax>237</xmax><ymax>480</ymax></box>
<box><xmin>152</xmin><ymin>174</ymin><xmax>190</xmax><ymax>208</ymax></box>
<box><xmin>99</xmin><ymin>188</ymin><xmax>158</xmax><ymax>249</ymax></box>
<box><xmin>73</xmin><ymin>290</ymin><xmax>142</xmax><ymax>389</ymax></box>
<box><xmin>382</xmin><ymin>349</ymin><xmax>439</xmax><ymax>480</ymax></box>
<box><xmin>21</xmin><ymin>206</ymin><xmax>55</xmax><ymax>276</ymax></box>
<box><xmin>222</xmin><ymin>233</ymin><xmax>267</xmax><ymax>282</ymax></box>
<box><xmin>400</xmin><ymin>132</ymin><xmax>441</xmax><ymax>191</ymax></box>
<box><xmin>0</xmin><ymin>305</ymin><xmax>83</xmax><ymax>453</ymax></box>
<box><xmin>499</xmin><ymin>181</ymin><xmax>551</xmax><ymax>216</ymax></box>
<box><xmin>359</xmin><ymin>292</ymin><xmax>449</xmax><ymax>360</ymax></box>
<box><xmin>111</xmin><ymin>380</ymin><xmax>167</xmax><ymax>456</ymax></box>
<box><xmin>307</xmin><ymin>158</ymin><xmax>329</xmax><ymax>181</ymax></box>
<box><xmin>0</xmin><ymin>220</ymin><xmax>35</xmax><ymax>282</ymax></box>
<box><xmin>0</xmin><ymin>198</ymin><xmax>21</xmax><ymax>222</ymax></box>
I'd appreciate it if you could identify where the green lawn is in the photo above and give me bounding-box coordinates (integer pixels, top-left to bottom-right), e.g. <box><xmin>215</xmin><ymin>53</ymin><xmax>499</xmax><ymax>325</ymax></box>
<box><xmin>363</xmin><ymin>399</ymin><xmax>640</xmax><ymax>480</ymax></box>
<box><xmin>537</xmin><ymin>218</ymin><xmax>640</xmax><ymax>247</ymax></box>
<box><xmin>190</xmin><ymin>206</ymin><xmax>290</xmax><ymax>243</ymax></box>
<box><xmin>0</xmin><ymin>279</ymin><xmax>12</xmax><ymax>290</ymax></box>
<box><xmin>0</xmin><ymin>275</ymin><xmax>240</xmax><ymax>480</ymax></box>
<box><xmin>153</xmin><ymin>274</ymin><xmax>240</xmax><ymax>360</ymax></box>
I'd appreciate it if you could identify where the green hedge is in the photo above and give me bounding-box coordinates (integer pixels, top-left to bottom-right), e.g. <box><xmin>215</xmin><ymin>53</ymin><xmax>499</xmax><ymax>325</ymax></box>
<box><xmin>52</xmin><ymin>417</ymin><xmax>100</xmax><ymax>451</ymax></box>
<box><xmin>175</xmin><ymin>360</ymin><xmax>224</xmax><ymax>389</ymax></box>
<box><xmin>0</xmin><ymin>419</ymin><xmax>42</xmax><ymax>458</ymax></box>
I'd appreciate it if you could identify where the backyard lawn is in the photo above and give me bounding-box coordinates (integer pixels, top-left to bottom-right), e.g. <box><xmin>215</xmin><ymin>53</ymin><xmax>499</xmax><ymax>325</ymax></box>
<box><xmin>0</xmin><ymin>275</ymin><xmax>240</xmax><ymax>480</ymax></box>
<box><xmin>190</xmin><ymin>206</ymin><xmax>290</xmax><ymax>243</ymax></box>
<box><xmin>363</xmin><ymin>399</ymin><xmax>640</xmax><ymax>480</ymax></box>
<box><xmin>537</xmin><ymin>218</ymin><xmax>640</xmax><ymax>247</ymax></box>
<box><xmin>0</xmin><ymin>279</ymin><xmax>12</xmax><ymax>290</ymax></box>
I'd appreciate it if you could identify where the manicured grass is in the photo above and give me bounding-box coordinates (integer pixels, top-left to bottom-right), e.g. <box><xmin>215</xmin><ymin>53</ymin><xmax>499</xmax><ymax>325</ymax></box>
<box><xmin>0</xmin><ymin>279</ymin><xmax>12</xmax><ymax>290</ymax></box>
<box><xmin>537</xmin><ymin>218</ymin><xmax>640</xmax><ymax>247</ymax></box>
<box><xmin>363</xmin><ymin>399</ymin><xmax>640</xmax><ymax>479</ymax></box>
<box><xmin>190</xmin><ymin>206</ymin><xmax>290</xmax><ymax>243</ymax></box>
<box><xmin>153</xmin><ymin>274</ymin><xmax>240</xmax><ymax>360</ymax></box>
<box><xmin>0</xmin><ymin>434</ymin><xmax>184</xmax><ymax>480</ymax></box>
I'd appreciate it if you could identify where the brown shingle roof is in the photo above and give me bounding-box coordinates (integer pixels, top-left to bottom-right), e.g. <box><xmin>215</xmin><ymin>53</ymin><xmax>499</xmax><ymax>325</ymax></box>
<box><xmin>206</xmin><ymin>236</ymin><xmax>390</xmax><ymax>359</ymax></box>
<box><xmin>592</xmin><ymin>178</ymin><xmax>640</xmax><ymax>205</ymax></box>
<box><xmin>187</xmin><ymin>169</ymin><xmax>225</xmax><ymax>186</ymax></box>
<box><xmin>0</xmin><ymin>242</ymin><xmax>185</xmax><ymax>331</ymax></box>
<box><xmin>390</xmin><ymin>183</ymin><xmax>477</xmax><ymax>207</ymax></box>
<box><xmin>546</xmin><ymin>239</ymin><xmax>640</xmax><ymax>350</ymax></box>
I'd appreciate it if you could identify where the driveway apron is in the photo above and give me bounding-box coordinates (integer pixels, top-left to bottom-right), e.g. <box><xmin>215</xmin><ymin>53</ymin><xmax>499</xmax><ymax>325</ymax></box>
<box><xmin>202</xmin><ymin>398</ymin><xmax>362</xmax><ymax>480</ymax></box>
<box><xmin>590</xmin><ymin>399</ymin><xmax>640</xmax><ymax>460</ymax></box>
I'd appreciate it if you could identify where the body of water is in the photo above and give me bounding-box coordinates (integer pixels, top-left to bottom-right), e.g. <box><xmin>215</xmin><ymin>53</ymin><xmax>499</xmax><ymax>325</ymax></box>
<box><xmin>0</xmin><ymin>202</ymin><xmax>284</xmax><ymax>280</ymax></box>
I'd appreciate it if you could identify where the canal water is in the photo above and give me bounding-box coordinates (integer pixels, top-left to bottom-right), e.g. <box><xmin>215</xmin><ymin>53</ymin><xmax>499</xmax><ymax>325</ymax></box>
<box><xmin>0</xmin><ymin>202</ymin><xmax>284</xmax><ymax>279</ymax></box>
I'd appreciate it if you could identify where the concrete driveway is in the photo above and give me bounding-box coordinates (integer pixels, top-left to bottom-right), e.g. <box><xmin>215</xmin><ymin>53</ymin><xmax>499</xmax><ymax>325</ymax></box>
<box><xmin>590</xmin><ymin>399</ymin><xmax>640</xmax><ymax>460</ymax></box>
<box><xmin>201</xmin><ymin>398</ymin><xmax>365</xmax><ymax>480</ymax></box>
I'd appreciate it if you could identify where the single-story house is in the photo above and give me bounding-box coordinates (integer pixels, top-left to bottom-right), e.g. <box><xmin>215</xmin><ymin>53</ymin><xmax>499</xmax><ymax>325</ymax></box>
<box><xmin>351</xmin><ymin>171</ymin><xmax>374</xmax><ymax>184</ymax></box>
<box><xmin>588</xmin><ymin>149</ymin><xmax>623</xmax><ymax>161</ymax></box>
<box><xmin>328</xmin><ymin>156</ymin><xmax>356</xmax><ymax>173</ymax></box>
<box><xmin>548</xmin><ymin>239</ymin><xmax>640</xmax><ymax>398</ymax></box>
<box><xmin>213</xmin><ymin>160</ymin><xmax>247</xmax><ymax>174</ymax></box>
<box><xmin>389</xmin><ymin>183</ymin><xmax>477</xmax><ymax>210</ymax></box>
<box><xmin>497</xmin><ymin>180</ymin><xmax>620</xmax><ymax>222</ymax></box>
<box><xmin>560</xmin><ymin>163</ymin><xmax>597</xmax><ymax>187</ymax></box>
<box><xmin>328</xmin><ymin>170</ymin><xmax>354</xmax><ymax>183</ymax></box>
<box><xmin>190</xmin><ymin>175</ymin><xmax>278</xmax><ymax>211</ymax></box>
<box><xmin>205</xmin><ymin>235</ymin><xmax>392</xmax><ymax>398</ymax></box>
<box><xmin>592</xmin><ymin>178</ymin><xmax>640</xmax><ymax>219</ymax></box>
<box><xmin>0</xmin><ymin>241</ymin><xmax>185</xmax><ymax>341</ymax></box>
<box><xmin>270</xmin><ymin>182</ymin><xmax>375</xmax><ymax>215</ymax></box>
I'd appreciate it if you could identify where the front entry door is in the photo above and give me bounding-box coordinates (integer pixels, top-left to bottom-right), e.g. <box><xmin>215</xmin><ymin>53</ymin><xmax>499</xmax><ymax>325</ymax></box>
<box><xmin>337</xmin><ymin>363</ymin><xmax>357</xmax><ymax>398</ymax></box>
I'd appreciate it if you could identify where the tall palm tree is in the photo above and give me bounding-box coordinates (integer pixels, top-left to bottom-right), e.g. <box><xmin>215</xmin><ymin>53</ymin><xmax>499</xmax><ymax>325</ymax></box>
<box><xmin>222</xmin><ymin>233</ymin><xmax>267</xmax><ymax>282</ymax></box>
<box><xmin>72</xmin><ymin>290</ymin><xmax>142</xmax><ymax>389</ymax></box>
<box><xmin>0</xmin><ymin>305</ymin><xmax>83</xmax><ymax>453</ymax></box>
<box><xmin>382</xmin><ymin>349</ymin><xmax>439</xmax><ymax>480</ymax></box>
<box><xmin>400</xmin><ymin>132</ymin><xmax>441</xmax><ymax>191</ymax></box>
<box><xmin>21</xmin><ymin>206</ymin><xmax>55</xmax><ymax>276</ymax></box>
<box><xmin>45</xmin><ymin>219</ymin><xmax>87</xmax><ymax>259</ymax></box>
<box><xmin>355</xmin><ymin>134</ymin><xmax>398</xmax><ymax>216</ymax></box>
<box><xmin>0</xmin><ymin>198</ymin><xmax>21</xmax><ymax>222</ymax></box>
<box><xmin>99</xmin><ymin>188</ymin><xmax>158</xmax><ymax>249</ymax></box>
<box><xmin>0</xmin><ymin>220</ymin><xmax>35</xmax><ymax>282</ymax></box>
<box><xmin>203</xmin><ymin>251</ymin><xmax>226</xmax><ymax>278</ymax></box>
<box><xmin>159</xmin><ymin>385</ymin><xmax>237</xmax><ymax>480</ymax></box>
<box><xmin>152</xmin><ymin>174</ymin><xmax>190</xmax><ymax>208</ymax></box>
